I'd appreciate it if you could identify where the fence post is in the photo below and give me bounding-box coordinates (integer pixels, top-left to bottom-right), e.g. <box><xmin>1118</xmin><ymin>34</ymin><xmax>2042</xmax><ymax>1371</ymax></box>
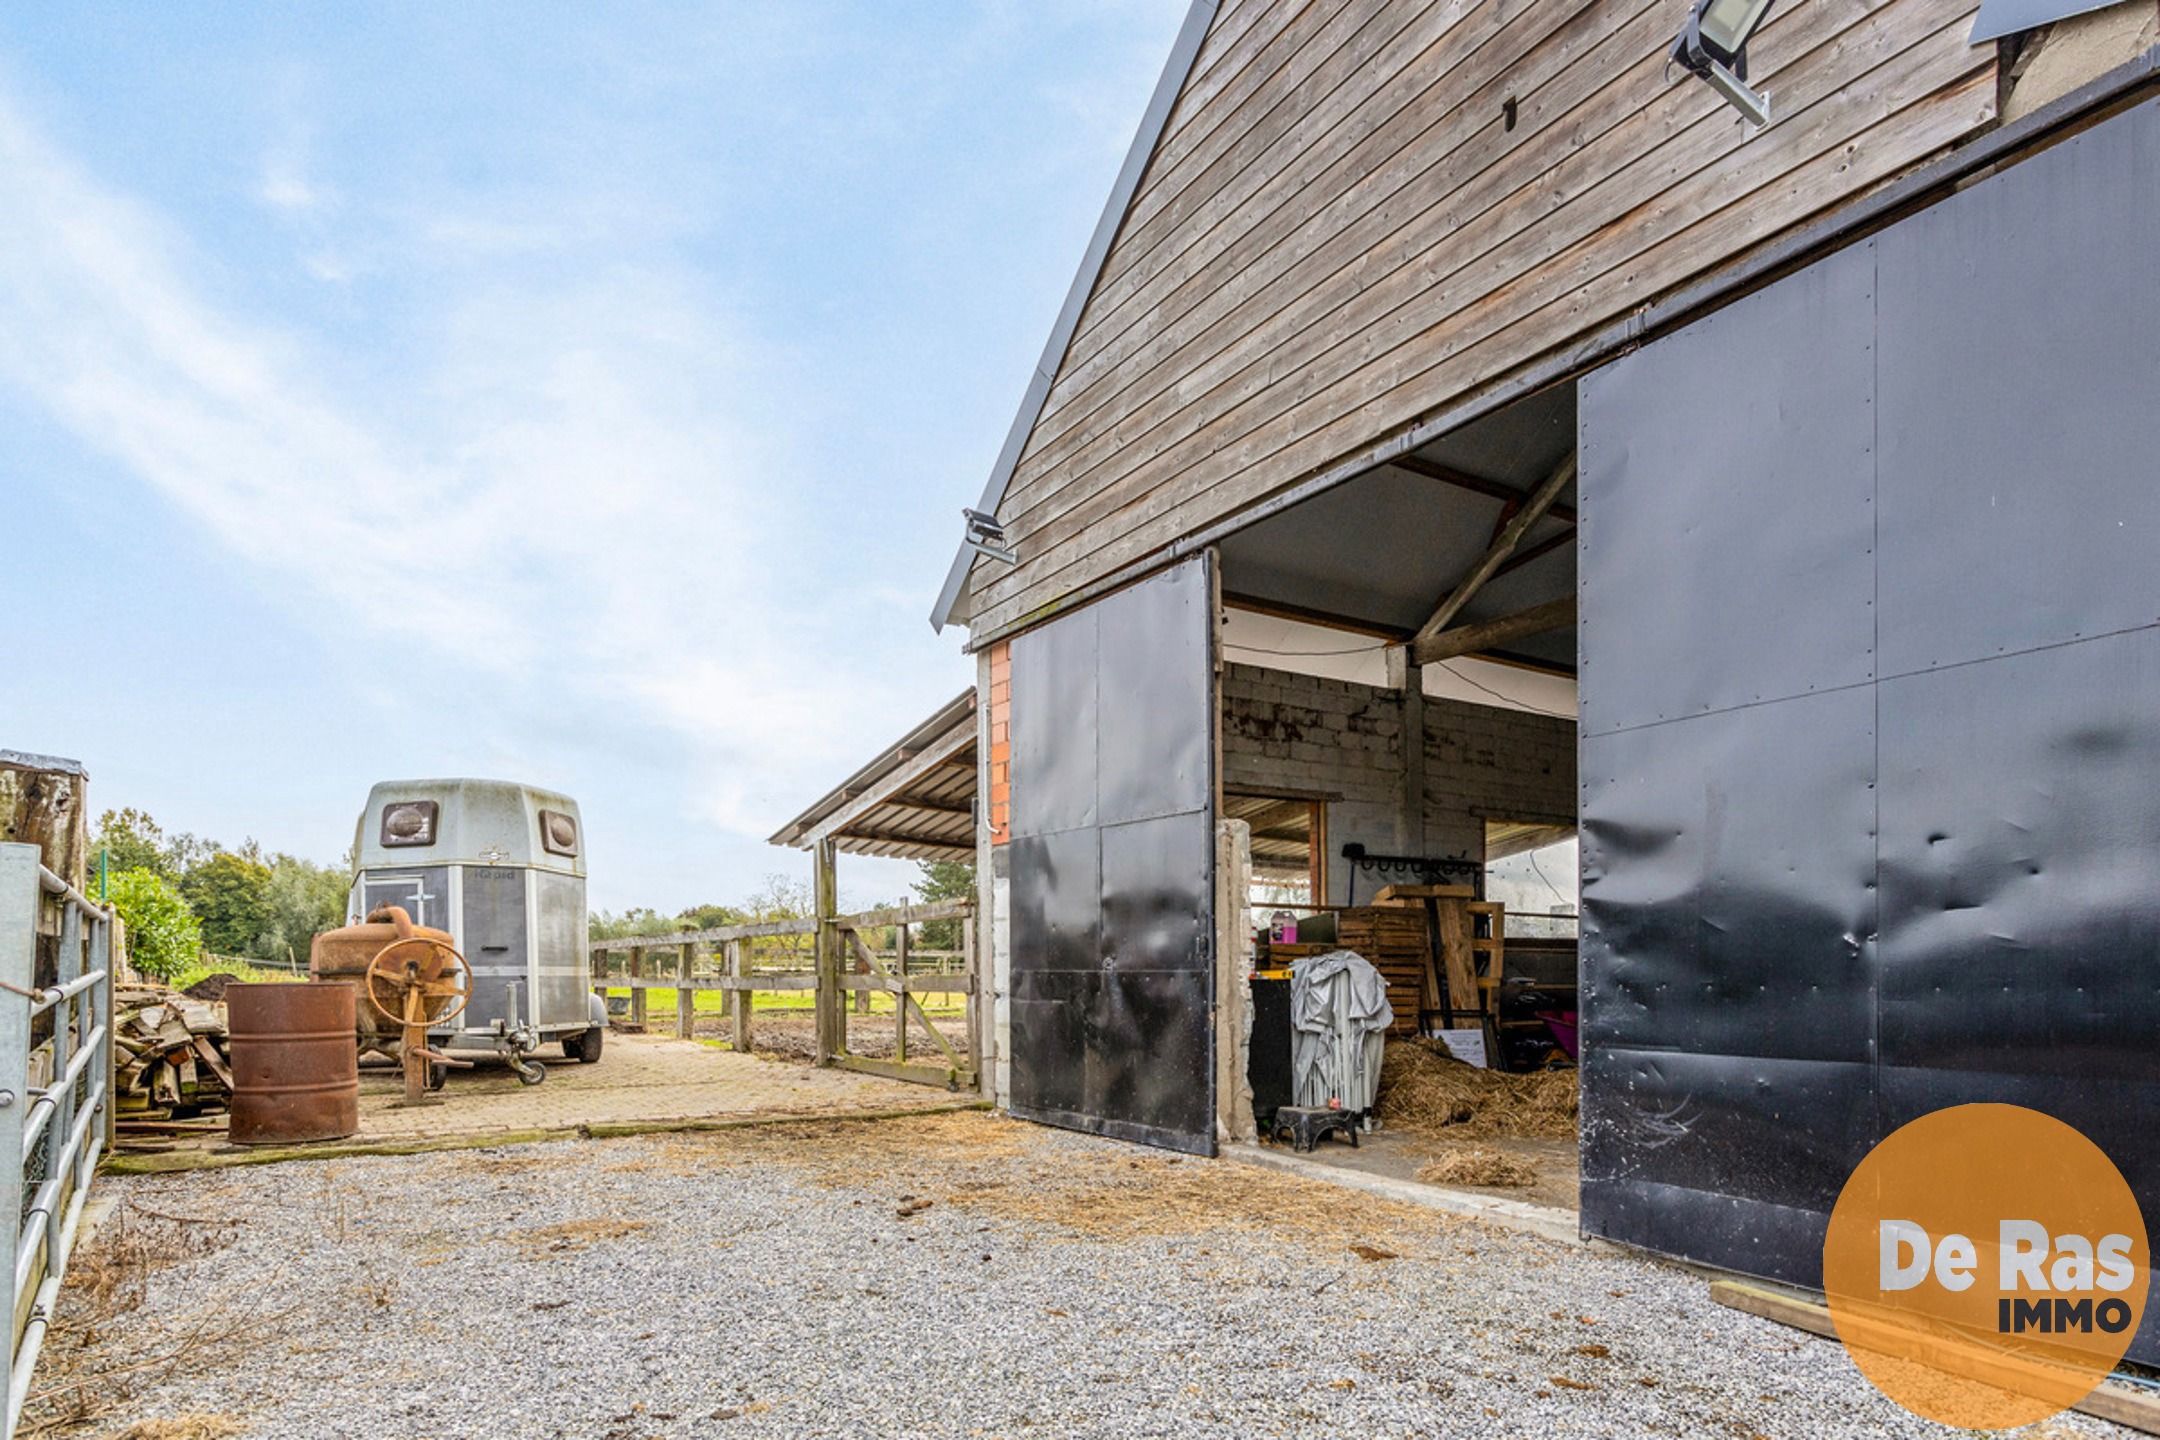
<box><xmin>894</xmin><ymin>922</ymin><xmax>910</xmax><ymax>1063</ymax></box>
<box><xmin>961</xmin><ymin>913</ymin><xmax>977</xmax><ymax>1077</ymax></box>
<box><xmin>677</xmin><ymin>944</ymin><xmax>699</xmax><ymax>1040</ymax></box>
<box><xmin>852</xmin><ymin>924</ymin><xmax>872</xmax><ymax>1017</ymax></box>
<box><xmin>629</xmin><ymin>945</ymin><xmax>647</xmax><ymax>1031</ymax></box>
<box><xmin>813</xmin><ymin>839</ymin><xmax>840</xmax><ymax>1064</ymax></box>
<box><xmin>727</xmin><ymin>940</ymin><xmax>750</xmax><ymax>1053</ymax></box>
<box><xmin>0</xmin><ymin>846</ymin><xmax>38</xmax><ymax>1363</ymax></box>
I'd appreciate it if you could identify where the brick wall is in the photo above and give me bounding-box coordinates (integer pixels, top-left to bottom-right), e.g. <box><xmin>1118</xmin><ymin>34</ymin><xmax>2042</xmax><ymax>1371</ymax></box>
<box><xmin>986</xmin><ymin>640</ymin><xmax>1011</xmax><ymax>846</ymax></box>
<box><xmin>1220</xmin><ymin>662</ymin><xmax>1575</xmax><ymax>902</ymax></box>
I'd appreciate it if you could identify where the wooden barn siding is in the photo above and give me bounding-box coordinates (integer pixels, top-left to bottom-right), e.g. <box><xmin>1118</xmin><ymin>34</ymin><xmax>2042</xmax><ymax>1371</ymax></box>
<box><xmin>964</xmin><ymin>0</ymin><xmax>1993</xmax><ymax>640</ymax></box>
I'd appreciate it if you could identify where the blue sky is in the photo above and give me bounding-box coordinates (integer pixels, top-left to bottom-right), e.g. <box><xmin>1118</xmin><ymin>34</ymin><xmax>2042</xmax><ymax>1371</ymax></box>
<box><xmin>0</xmin><ymin>2</ymin><xmax>1184</xmax><ymax>913</ymax></box>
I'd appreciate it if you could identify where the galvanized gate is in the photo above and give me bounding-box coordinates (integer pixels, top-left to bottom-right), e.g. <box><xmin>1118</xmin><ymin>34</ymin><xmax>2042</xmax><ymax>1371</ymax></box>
<box><xmin>1007</xmin><ymin>557</ymin><xmax>1218</xmax><ymax>1154</ymax></box>
<box><xmin>0</xmin><ymin>844</ymin><xmax>115</xmax><ymax>1437</ymax></box>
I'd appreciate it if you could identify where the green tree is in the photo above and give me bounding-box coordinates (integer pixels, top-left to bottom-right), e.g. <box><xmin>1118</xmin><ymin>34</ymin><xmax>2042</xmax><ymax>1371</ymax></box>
<box><xmin>181</xmin><ymin>851</ymin><xmax>273</xmax><ymax>958</ymax></box>
<box><xmin>255</xmin><ymin>856</ymin><xmax>350</xmax><ymax>965</ymax></box>
<box><xmin>93</xmin><ymin>808</ymin><xmax>170</xmax><ymax>880</ymax></box>
<box><xmin>91</xmin><ymin>808</ymin><xmax>216</xmax><ymax>883</ymax></box>
<box><xmin>912</xmin><ymin>860</ymin><xmax>975</xmax><ymax>950</ymax></box>
<box><xmin>588</xmin><ymin>907</ymin><xmax>674</xmax><ymax>942</ymax></box>
<box><xmin>679</xmin><ymin>902</ymin><xmax>744</xmax><ymax>931</ymax></box>
<box><xmin>108</xmin><ymin>868</ymin><xmax>201</xmax><ymax>980</ymax></box>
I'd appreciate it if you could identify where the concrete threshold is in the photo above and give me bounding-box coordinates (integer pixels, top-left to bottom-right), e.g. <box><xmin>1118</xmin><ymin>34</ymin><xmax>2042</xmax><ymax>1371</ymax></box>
<box><xmin>1225</xmin><ymin>1141</ymin><xmax>1584</xmax><ymax>1248</ymax></box>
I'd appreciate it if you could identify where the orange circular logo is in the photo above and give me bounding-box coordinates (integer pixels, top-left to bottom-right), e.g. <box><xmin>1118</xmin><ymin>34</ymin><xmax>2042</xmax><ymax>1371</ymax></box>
<box><xmin>1823</xmin><ymin>1104</ymin><xmax>2147</xmax><ymax>1428</ymax></box>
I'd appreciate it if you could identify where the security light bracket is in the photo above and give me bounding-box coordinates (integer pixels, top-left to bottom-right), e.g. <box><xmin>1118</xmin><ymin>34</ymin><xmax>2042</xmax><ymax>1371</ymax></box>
<box><xmin>962</xmin><ymin>507</ymin><xmax>1017</xmax><ymax>566</ymax></box>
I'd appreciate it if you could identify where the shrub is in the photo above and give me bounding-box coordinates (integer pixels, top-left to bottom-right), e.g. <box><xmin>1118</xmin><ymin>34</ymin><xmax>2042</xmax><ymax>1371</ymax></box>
<box><xmin>108</xmin><ymin>868</ymin><xmax>202</xmax><ymax>980</ymax></box>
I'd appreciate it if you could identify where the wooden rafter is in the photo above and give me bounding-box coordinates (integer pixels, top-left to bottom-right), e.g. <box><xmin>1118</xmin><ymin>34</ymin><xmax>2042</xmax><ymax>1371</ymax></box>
<box><xmin>1389</xmin><ymin>454</ymin><xmax>1579</xmax><ymax>526</ymax></box>
<box><xmin>1409</xmin><ymin>451</ymin><xmax>1577</xmax><ymax>655</ymax></box>
<box><xmin>1412</xmin><ymin>596</ymin><xmax>1576</xmax><ymax>665</ymax></box>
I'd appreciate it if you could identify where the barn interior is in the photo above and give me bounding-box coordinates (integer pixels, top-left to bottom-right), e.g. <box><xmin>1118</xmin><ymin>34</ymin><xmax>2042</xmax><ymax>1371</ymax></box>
<box><xmin>1214</xmin><ymin>379</ymin><xmax>1584</xmax><ymax>1206</ymax></box>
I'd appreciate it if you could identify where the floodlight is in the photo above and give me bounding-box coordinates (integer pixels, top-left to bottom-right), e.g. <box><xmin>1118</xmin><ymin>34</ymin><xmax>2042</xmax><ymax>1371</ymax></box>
<box><xmin>1671</xmin><ymin>0</ymin><xmax>1775</xmax><ymax>127</ymax></box>
<box><xmin>963</xmin><ymin>507</ymin><xmax>1017</xmax><ymax>566</ymax></box>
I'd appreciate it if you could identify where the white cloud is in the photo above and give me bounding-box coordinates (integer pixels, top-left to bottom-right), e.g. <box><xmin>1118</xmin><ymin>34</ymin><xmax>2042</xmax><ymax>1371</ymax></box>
<box><xmin>0</xmin><ymin>83</ymin><xmax>927</xmax><ymax>839</ymax></box>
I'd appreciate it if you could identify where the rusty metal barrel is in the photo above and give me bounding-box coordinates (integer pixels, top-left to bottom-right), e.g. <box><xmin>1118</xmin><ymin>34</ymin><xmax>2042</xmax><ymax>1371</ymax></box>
<box><xmin>225</xmin><ymin>982</ymin><xmax>361</xmax><ymax>1145</ymax></box>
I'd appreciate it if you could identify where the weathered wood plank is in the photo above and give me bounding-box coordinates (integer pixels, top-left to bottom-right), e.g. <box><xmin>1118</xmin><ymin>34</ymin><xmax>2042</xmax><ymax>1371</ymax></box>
<box><xmin>727</xmin><ymin>939</ymin><xmax>750</xmax><ymax>1051</ymax></box>
<box><xmin>676</xmin><ymin>943</ymin><xmax>699</xmax><ymax>1040</ymax></box>
<box><xmin>832</xmin><ymin>1054</ymin><xmax>972</xmax><ymax>1091</ymax></box>
<box><xmin>972</xmin><ymin>3</ymin><xmax>1990</xmax><ymax>638</ymax></box>
<box><xmin>1046</xmin><ymin>0</ymin><xmax>1633</xmax><ymax>443</ymax></box>
<box><xmin>835</xmin><ymin>898</ymin><xmax>975</xmax><ymax>930</ymax></box>
<box><xmin>591</xmin><ymin>916</ymin><xmax>817</xmax><ymax>952</ymax></box>
<box><xmin>596</xmin><ymin>974</ymin><xmax>817</xmax><ymax>992</ymax></box>
<box><xmin>1014</xmin><ymin>0</ymin><xmax>1674</xmax><ymax>518</ymax></box>
<box><xmin>996</xmin><ymin>0</ymin><xmax>1946</xmax><ymax>562</ymax></box>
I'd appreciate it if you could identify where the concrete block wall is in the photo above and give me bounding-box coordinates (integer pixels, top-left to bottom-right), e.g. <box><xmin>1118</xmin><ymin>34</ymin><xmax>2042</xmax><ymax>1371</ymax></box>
<box><xmin>1220</xmin><ymin>662</ymin><xmax>1575</xmax><ymax>902</ymax></box>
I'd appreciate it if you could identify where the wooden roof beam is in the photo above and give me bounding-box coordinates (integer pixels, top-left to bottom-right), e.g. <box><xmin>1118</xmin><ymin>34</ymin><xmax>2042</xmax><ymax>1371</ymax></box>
<box><xmin>1390</xmin><ymin>454</ymin><xmax>1578</xmax><ymax>526</ymax></box>
<box><xmin>1412</xmin><ymin>596</ymin><xmax>1576</xmax><ymax>665</ymax></box>
<box><xmin>1409</xmin><ymin>451</ymin><xmax>1577</xmax><ymax>656</ymax></box>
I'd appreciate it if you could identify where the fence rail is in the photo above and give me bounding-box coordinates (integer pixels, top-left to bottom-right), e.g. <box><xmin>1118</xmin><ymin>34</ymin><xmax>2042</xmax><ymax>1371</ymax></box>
<box><xmin>588</xmin><ymin>892</ymin><xmax>976</xmax><ymax>1089</ymax></box>
<box><xmin>0</xmin><ymin>844</ymin><xmax>115</xmax><ymax>1439</ymax></box>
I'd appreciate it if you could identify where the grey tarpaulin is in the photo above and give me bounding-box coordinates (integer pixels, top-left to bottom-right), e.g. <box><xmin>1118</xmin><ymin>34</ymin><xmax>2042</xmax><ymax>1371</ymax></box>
<box><xmin>1289</xmin><ymin>950</ymin><xmax>1394</xmax><ymax>1113</ymax></box>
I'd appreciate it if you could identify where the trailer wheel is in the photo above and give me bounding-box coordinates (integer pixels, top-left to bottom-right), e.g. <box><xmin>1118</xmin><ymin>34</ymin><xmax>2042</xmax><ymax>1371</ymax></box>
<box><xmin>514</xmin><ymin>1055</ymin><xmax>547</xmax><ymax>1086</ymax></box>
<box><xmin>563</xmin><ymin>1026</ymin><xmax>604</xmax><ymax>1064</ymax></box>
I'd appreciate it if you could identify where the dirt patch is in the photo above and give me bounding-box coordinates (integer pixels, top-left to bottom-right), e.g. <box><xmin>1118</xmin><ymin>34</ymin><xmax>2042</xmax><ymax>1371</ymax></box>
<box><xmin>519</xmin><ymin>1218</ymin><xmax>650</xmax><ymax>1256</ymax></box>
<box><xmin>680</xmin><ymin>1110</ymin><xmax>1445</xmax><ymax>1248</ymax></box>
<box><xmin>713</xmin><ymin>1013</ymin><xmax>970</xmax><ymax>1064</ymax></box>
<box><xmin>178</xmin><ymin>974</ymin><xmax>239</xmax><ymax>1003</ymax></box>
<box><xmin>1416</xmin><ymin>1147</ymin><xmax>1539</xmax><ymax>1188</ymax></box>
<box><xmin>115</xmin><ymin>1414</ymin><xmax>245</xmax><ymax>1440</ymax></box>
<box><xmin>20</xmin><ymin>1204</ymin><xmax>270</xmax><ymax>1435</ymax></box>
<box><xmin>1375</xmin><ymin>1039</ymin><xmax>1576</xmax><ymax>1141</ymax></box>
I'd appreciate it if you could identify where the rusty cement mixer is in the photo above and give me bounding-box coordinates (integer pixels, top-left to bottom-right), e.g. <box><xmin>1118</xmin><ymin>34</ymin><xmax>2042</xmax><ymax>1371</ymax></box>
<box><xmin>310</xmin><ymin>905</ymin><xmax>473</xmax><ymax>1103</ymax></box>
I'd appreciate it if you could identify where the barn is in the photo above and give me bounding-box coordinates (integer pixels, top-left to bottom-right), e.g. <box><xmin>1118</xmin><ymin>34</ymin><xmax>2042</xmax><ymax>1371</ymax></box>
<box><xmin>781</xmin><ymin>0</ymin><xmax>2160</xmax><ymax>1352</ymax></box>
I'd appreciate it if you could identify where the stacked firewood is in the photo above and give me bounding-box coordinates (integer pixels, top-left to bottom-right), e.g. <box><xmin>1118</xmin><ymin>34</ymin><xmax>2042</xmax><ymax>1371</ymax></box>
<box><xmin>114</xmin><ymin>984</ymin><xmax>235</xmax><ymax>1115</ymax></box>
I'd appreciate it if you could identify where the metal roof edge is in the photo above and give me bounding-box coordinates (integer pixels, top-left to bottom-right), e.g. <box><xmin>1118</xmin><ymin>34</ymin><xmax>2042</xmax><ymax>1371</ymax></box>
<box><xmin>929</xmin><ymin>0</ymin><xmax>1222</xmax><ymax>634</ymax></box>
<box><xmin>765</xmin><ymin>688</ymin><xmax>978</xmax><ymax>848</ymax></box>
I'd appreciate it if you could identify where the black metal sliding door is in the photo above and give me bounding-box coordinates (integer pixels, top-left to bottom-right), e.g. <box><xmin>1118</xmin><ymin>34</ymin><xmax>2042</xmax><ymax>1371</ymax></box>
<box><xmin>1007</xmin><ymin>557</ymin><xmax>1217</xmax><ymax>1154</ymax></box>
<box><xmin>1577</xmin><ymin>98</ymin><xmax>2160</xmax><ymax>1359</ymax></box>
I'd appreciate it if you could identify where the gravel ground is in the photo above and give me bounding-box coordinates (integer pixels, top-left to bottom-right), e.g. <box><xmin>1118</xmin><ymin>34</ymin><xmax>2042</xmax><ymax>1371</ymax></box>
<box><xmin>35</xmin><ymin>1112</ymin><xmax>2126</xmax><ymax>1440</ymax></box>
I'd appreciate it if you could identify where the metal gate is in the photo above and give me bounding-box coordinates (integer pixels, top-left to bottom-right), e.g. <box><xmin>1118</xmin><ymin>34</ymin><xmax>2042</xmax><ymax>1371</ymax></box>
<box><xmin>0</xmin><ymin>844</ymin><xmax>114</xmax><ymax>1436</ymax></box>
<box><xmin>1007</xmin><ymin>556</ymin><xmax>1218</xmax><ymax>1154</ymax></box>
<box><xmin>1577</xmin><ymin>98</ymin><xmax>2160</xmax><ymax>1356</ymax></box>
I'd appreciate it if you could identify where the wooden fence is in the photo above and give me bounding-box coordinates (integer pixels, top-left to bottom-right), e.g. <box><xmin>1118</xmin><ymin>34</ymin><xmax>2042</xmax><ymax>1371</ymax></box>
<box><xmin>588</xmin><ymin>893</ymin><xmax>976</xmax><ymax>1092</ymax></box>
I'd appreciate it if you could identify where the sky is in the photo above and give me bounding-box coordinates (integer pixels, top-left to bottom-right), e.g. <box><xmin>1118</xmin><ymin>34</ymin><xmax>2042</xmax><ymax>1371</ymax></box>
<box><xmin>0</xmin><ymin>2</ymin><xmax>1186</xmax><ymax>913</ymax></box>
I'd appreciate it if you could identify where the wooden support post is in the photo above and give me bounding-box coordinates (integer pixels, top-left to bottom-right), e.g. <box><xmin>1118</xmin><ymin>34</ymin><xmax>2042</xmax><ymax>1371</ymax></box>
<box><xmin>812</xmin><ymin>838</ymin><xmax>840</xmax><ymax>1064</ymax></box>
<box><xmin>677</xmin><ymin>943</ymin><xmax>699</xmax><ymax>1040</ymax></box>
<box><xmin>853</xmin><ymin>924</ymin><xmax>872</xmax><ymax>1016</ymax></box>
<box><xmin>727</xmin><ymin>939</ymin><xmax>750</xmax><ymax>1052</ymax></box>
<box><xmin>629</xmin><ymin>945</ymin><xmax>648</xmax><ymax>1031</ymax></box>
<box><xmin>960</xmin><ymin>914</ymin><xmax>977</xmax><ymax>1075</ymax></box>
<box><xmin>894</xmin><ymin>922</ymin><xmax>910</xmax><ymax>1063</ymax></box>
<box><xmin>1388</xmin><ymin>645</ymin><xmax>1425</xmax><ymax>853</ymax></box>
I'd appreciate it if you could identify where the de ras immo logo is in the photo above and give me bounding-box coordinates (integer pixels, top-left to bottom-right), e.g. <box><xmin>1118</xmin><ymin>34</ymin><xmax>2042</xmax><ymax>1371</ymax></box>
<box><xmin>1822</xmin><ymin>1103</ymin><xmax>2149</xmax><ymax>1429</ymax></box>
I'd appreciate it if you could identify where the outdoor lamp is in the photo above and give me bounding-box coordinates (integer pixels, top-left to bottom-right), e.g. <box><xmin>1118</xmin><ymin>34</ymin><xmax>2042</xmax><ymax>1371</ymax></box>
<box><xmin>962</xmin><ymin>507</ymin><xmax>1017</xmax><ymax>566</ymax></box>
<box><xmin>1671</xmin><ymin>0</ymin><xmax>1774</xmax><ymax>128</ymax></box>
